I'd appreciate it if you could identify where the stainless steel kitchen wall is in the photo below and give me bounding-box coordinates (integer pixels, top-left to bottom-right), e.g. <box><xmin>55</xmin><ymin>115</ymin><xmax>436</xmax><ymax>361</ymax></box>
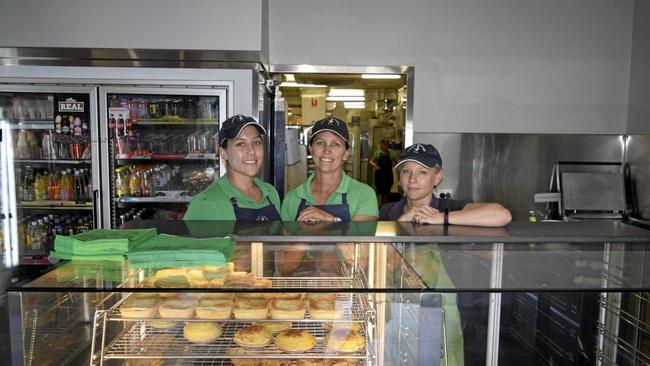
<box><xmin>413</xmin><ymin>133</ymin><xmax>624</xmax><ymax>220</ymax></box>
<box><xmin>626</xmin><ymin>135</ymin><xmax>650</xmax><ymax>220</ymax></box>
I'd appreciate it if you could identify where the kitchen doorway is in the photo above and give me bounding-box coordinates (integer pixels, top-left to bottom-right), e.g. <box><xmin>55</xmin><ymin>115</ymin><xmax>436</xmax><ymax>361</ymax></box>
<box><xmin>270</xmin><ymin>67</ymin><xmax>413</xmax><ymax>206</ymax></box>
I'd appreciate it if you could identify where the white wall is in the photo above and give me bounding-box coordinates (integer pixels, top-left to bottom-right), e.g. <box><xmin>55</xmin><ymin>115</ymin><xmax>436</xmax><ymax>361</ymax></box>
<box><xmin>269</xmin><ymin>0</ymin><xmax>634</xmax><ymax>134</ymax></box>
<box><xmin>627</xmin><ymin>0</ymin><xmax>650</xmax><ymax>134</ymax></box>
<box><xmin>0</xmin><ymin>0</ymin><xmax>262</xmax><ymax>51</ymax></box>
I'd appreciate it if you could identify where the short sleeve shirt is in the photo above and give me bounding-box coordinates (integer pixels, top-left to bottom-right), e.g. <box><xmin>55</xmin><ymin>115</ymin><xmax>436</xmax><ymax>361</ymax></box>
<box><xmin>281</xmin><ymin>173</ymin><xmax>379</xmax><ymax>220</ymax></box>
<box><xmin>379</xmin><ymin>196</ymin><xmax>467</xmax><ymax>220</ymax></box>
<box><xmin>183</xmin><ymin>176</ymin><xmax>281</xmax><ymax>221</ymax></box>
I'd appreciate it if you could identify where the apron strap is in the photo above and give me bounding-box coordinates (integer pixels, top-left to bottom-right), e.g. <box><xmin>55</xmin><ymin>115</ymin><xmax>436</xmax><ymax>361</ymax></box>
<box><xmin>341</xmin><ymin>193</ymin><xmax>348</xmax><ymax>205</ymax></box>
<box><xmin>229</xmin><ymin>197</ymin><xmax>239</xmax><ymax>208</ymax></box>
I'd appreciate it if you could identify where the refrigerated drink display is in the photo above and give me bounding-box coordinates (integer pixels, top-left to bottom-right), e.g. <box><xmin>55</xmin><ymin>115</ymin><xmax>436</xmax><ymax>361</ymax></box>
<box><xmin>106</xmin><ymin>93</ymin><xmax>222</xmax><ymax>226</ymax></box>
<box><xmin>0</xmin><ymin>90</ymin><xmax>98</xmax><ymax>264</ymax></box>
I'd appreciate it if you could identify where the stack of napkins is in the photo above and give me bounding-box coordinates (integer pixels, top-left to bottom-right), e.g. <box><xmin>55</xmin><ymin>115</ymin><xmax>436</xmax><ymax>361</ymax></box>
<box><xmin>127</xmin><ymin>233</ymin><xmax>234</xmax><ymax>269</ymax></box>
<box><xmin>49</xmin><ymin>228</ymin><xmax>157</xmax><ymax>262</ymax></box>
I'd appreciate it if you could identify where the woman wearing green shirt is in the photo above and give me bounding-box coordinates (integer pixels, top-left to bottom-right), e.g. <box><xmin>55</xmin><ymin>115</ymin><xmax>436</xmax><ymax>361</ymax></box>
<box><xmin>183</xmin><ymin>115</ymin><xmax>281</xmax><ymax>221</ymax></box>
<box><xmin>281</xmin><ymin>117</ymin><xmax>378</xmax><ymax>222</ymax></box>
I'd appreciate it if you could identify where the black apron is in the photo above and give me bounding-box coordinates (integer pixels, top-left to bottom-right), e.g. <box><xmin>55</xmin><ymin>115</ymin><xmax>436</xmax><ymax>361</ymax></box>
<box><xmin>230</xmin><ymin>196</ymin><xmax>281</xmax><ymax>222</ymax></box>
<box><xmin>295</xmin><ymin>193</ymin><xmax>352</xmax><ymax>222</ymax></box>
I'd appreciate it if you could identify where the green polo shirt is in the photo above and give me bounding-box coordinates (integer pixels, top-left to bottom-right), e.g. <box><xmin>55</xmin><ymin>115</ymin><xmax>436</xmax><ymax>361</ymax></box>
<box><xmin>183</xmin><ymin>176</ymin><xmax>281</xmax><ymax>221</ymax></box>
<box><xmin>281</xmin><ymin>173</ymin><xmax>378</xmax><ymax>221</ymax></box>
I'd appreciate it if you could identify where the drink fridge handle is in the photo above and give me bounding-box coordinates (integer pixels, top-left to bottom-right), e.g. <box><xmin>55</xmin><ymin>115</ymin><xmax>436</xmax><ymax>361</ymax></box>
<box><xmin>92</xmin><ymin>189</ymin><xmax>99</xmax><ymax>228</ymax></box>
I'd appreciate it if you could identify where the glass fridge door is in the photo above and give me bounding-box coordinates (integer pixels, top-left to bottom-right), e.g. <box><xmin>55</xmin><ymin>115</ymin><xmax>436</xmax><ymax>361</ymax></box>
<box><xmin>0</xmin><ymin>86</ymin><xmax>100</xmax><ymax>265</ymax></box>
<box><xmin>99</xmin><ymin>87</ymin><xmax>227</xmax><ymax>228</ymax></box>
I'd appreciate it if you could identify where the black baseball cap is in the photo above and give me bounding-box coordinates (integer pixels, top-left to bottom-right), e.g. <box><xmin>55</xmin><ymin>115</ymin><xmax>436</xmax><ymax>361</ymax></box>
<box><xmin>395</xmin><ymin>143</ymin><xmax>443</xmax><ymax>169</ymax></box>
<box><xmin>309</xmin><ymin>117</ymin><xmax>350</xmax><ymax>144</ymax></box>
<box><xmin>219</xmin><ymin>114</ymin><xmax>266</xmax><ymax>146</ymax></box>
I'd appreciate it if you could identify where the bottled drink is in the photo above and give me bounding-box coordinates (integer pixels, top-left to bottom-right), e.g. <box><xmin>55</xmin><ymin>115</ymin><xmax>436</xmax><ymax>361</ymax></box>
<box><xmin>116</xmin><ymin>114</ymin><xmax>125</xmax><ymax>138</ymax></box>
<box><xmin>26</xmin><ymin>131</ymin><xmax>40</xmax><ymax>158</ymax></box>
<box><xmin>115</xmin><ymin>168</ymin><xmax>129</xmax><ymax>198</ymax></box>
<box><xmin>129</xmin><ymin>169</ymin><xmax>143</xmax><ymax>197</ymax></box>
<box><xmin>22</xmin><ymin>166</ymin><xmax>35</xmax><ymax>201</ymax></box>
<box><xmin>34</xmin><ymin>172</ymin><xmax>47</xmax><ymax>201</ymax></box>
<box><xmin>81</xmin><ymin>118</ymin><xmax>88</xmax><ymax>135</ymax></box>
<box><xmin>153</xmin><ymin>166</ymin><xmax>164</xmax><ymax>192</ymax></box>
<box><xmin>73</xmin><ymin>117</ymin><xmax>82</xmax><ymax>137</ymax></box>
<box><xmin>48</xmin><ymin>172</ymin><xmax>61</xmax><ymax>201</ymax></box>
<box><xmin>55</xmin><ymin>115</ymin><xmax>62</xmax><ymax>134</ymax></box>
<box><xmin>61</xmin><ymin>115</ymin><xmax>70</xmax><ymax>135</ymax></box>
<box><xmin>65</xmin><ymin>219</ymin><xmax>74</xmax><ymax>236</ymax></box>
<box><xmin>74</xmin><ymin>170</ymin><xmax>84</xmax><ymax>203</ymax></box>
<box><xmin>108</xmin><ymin>113</ymin><xmax>117</xmax><ymax>138</ymax></box>
<box><xmin>54</xmin><ymin>218</ymin><xmax>63</xmax><ymax>236</ymax></box>
<box><xmin>41</xmin><ymin>131</ymin><xmax>54</xmax><ymax>160</ymax></box>
<box><xmin>16</xmin><ymin>129</ymin><xmax>30</xmax><ymax>159</ymax></box>
<box><xmin>142</xmin><ymin>169</ymin><xmax>155</xmax><ymax>197</ymax></box>
<box><xmin>34</xmin><ymin>219</ymin><xmax>44</xmax><ymax>253</ymax></box>
<box><xmin>60</xmin><ymin>170</ymin><xmax>71</xmax><ymax>201</ymax></box>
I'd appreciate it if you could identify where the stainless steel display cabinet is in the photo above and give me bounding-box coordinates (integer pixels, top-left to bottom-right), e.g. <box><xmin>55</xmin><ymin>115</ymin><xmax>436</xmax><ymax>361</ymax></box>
<box><xmin>7</xmin><ymin>220</ymin><xmax>650</xmax><ymax>366</ymax></box>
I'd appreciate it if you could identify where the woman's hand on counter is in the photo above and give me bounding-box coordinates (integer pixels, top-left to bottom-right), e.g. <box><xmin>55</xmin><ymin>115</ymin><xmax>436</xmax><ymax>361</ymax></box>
<box><xmin>399</xmin><ymin>205</ymin><xmax>443</xmax><ymax>224</ymax></box>
<box><xmin>297</xmin><ymin>206</ymin><xmax>337</xmax><ymax>222</ymax></box>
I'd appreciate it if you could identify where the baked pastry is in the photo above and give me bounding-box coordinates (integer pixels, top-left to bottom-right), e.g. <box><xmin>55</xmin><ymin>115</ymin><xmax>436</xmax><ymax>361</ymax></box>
<box><xmin>307</xmin><ymin>293</ymin><xmax>337</xmax><ymax>302</ymax></box>
<box><xmin>261</xmin><ymin>360</ymin><xmax>296</xmax><ymax>366</ymax></box>
<box><xmin>271</xmin><ymin>293</ymin><xmax>303</xmax><ymax>300</ymax></box>
<box><xmin>330</xmin><ymin>360</ymin><xmax>361</xmax><ymax>366</ymax></box>
<box><xmin>195</xmin><ymin>299</ymin><xmax>233</xmax><ymax>319</ymax></box>
<box><xmin>124</xmin><ymin>358</ymin><xmax>165</xmax><ymax>366</ymax></box>
<box><xmin>154</xmin><ymin>275</ymin><xmax>190</xmax><ymax>297</ymax></box>
<box><xmin>271</xmin><ymin>298</ymin><xmax>306</xmax><ymax>320</ymax></box>
<box><xmin>308</xmin><ymin>300</ymin><xmax>344</xmax><ymax>320</ymax></box>
<box><xmin>255</xmin><ymin>278</ymin><xmax>272</xmax><ymax>288</ymax></box>
<box><xmin>233</xmin><ymin>299</ymin><xmax>269</xmax><ymax>320</ymax></box>
<box><xmin>148</xmin><ymin>320</ymin><xmax>177</xmax><ymax>329</ymax></box>
<box><xmin>296</xmin><ymin>360</ymin><xmax>331</xmax><ymax>366</ymax></box>
<box><xmin>209</xmin><ymin>278</ymin><xmax>225</xmax><ymax>288</ymax></box>
<box><xmin>323</xmin><ymin>322</ymin><xmax>362</xmax><ymax>332</ymax></box>
<box><xmin>158</xmin><ymin>299</ymin><xmax>197</xmax><ymax>318</ymax></box>
<box><xmin>233</xmin><ymin>325</ymin><xmax>273</xmax><ymax>348</ymax></box>
<box><xmin>200</xmin><ymin>291</ymin><xmax>234</xmax><ymax>301</ymax></box>
<box><xmin>119</xmin><ymin>297</ymin><xmax>159</xmax><ymax>318</ymax></box>
<box><xmin>324</xmin><ymin>329</ymin><xmax>365</xmax><ymax>353</ymax></box>
<box><xmin>254</xmin><ymin>321</ymin><xmax>292</xmax><ymax>334</ymax></box>
<box><xmin>183</xmin><ymin>322</ymin><xmax>222</xmax><ymax>343</ymax></box>
<box><xmin>225</xmin><ymin>272</ymin><xmax>256</xmax><ymax>288</ymax></box>
<box><xmin>226</xmin><ymin>347</ymin><xmax>261</xmax><ymax>366</ymax></box>
<box><xmin>274</xmin><ymin>329</ymin><xmax>317</xmax><ymax>353</ymax></box>
<box><xmin>154</xmin><ymin>268</ymin><xmax>187</xmax><ymax>279</ymax></box>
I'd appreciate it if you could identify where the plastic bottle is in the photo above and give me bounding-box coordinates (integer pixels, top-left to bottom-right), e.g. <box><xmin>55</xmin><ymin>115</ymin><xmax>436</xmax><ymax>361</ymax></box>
<box><xmin>22</xmin><ymin>166</ymin><xmax>35</xmax><ymax>202</ymax></box>
<box><xmin>108</xmin><ymin>113</ymin><xmax>117</xmax><ymax>138</ymax></box>
<box><xmin>81</xmin><ymin>118</ymin><xmax>88</xmax><ymax>136</ymax></box>
<box><xmin>115</xmin><ymin>168</ymin><xmax>128</xmax><ymax>198</ymax></box>
<box><xmin>34</xmin><ymin>219</ymin><xmax>44</xmax><ymax>253</ymax></box>
<box><xmin>142</xmin><ymin>169</ymin><xmax>155</xmax><ymax>197</ymax></box>
<box><xmin>16</xmin><ymin>129</ymin><xmax>30</xmax><ymax>159</ymax></box>
<box><xmin>54</xmin><ymin>218</ymin><xmax>63</xmax><ymax>236</ymax></box>
<box><xmin>73</xmin><ymin>117</ymin><xmax>82</xmax><ymax>137</ymax></box>
<box><xmin>60</xmin><ymin>170</ymin><xmax>71</xmax><ymax>201</ymax></box>
<box><xmin>61</xmin><ymin>115</ymin><xmax>70</xmax><ymax>135</ymax></box>
<box><xmin>34</xmin><ymin>172</ymin><xmax>47</xmax><ymax>201</ymax></box>
<box><xmin>41</xmin><ymin>131</ymin><xmax>53</xmax><ymax>160</ymax></box>
<box><xmin>55</xmin><ymin>115</ymin><xmax>62</xmax><ymax>134</ymax></box>
<box><xmin>116</xmin><ymin>114</ymin><xmax>125</xmax><ymax>138</ymax></box>
<box><xmin>74</xmin><ymin>170</ymin><xmax>84</xmax><ymax>203</ymax></box>
<box><xmin>129</xmin><ymin>169</ymin><xmax>143</xmax><ymax>197</ymax></box>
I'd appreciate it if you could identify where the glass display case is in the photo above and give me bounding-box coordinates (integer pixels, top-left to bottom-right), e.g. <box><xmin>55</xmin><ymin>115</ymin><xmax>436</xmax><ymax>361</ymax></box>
<box><xmin>7</xmin><ymin>220</ymin><xmax>650</xmax><ymax>366</ymax></box>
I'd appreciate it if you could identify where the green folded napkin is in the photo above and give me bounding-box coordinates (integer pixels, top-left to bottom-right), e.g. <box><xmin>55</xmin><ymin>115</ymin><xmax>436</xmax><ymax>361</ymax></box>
<box><xmin>53</xmin><ymin>228</ymin><xmax>157</xmax><ymax>256</ymax></box>
<box><xmin>126</xmin><ymin>234</ymin><xmax>234</xmax><ymax>268</ymax></box>
<box><xmin>49</xmin><ymin>251</ymin><xmax>125</xmax><ymax>262</ymax></box>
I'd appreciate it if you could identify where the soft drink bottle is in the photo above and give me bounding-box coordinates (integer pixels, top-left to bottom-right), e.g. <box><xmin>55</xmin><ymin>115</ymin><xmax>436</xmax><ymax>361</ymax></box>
<box><xmin>116</xmin><ymin>114</ymin><xmax>125</xmax><ymax>137</ymax></box>
<box><xmin>54</xmin><ymin>115</ymin><xmax>62</xmax><ymax>134</ymax></box>
<box><xmin>109</xmin><ymin>113</ymin><xmax>117</xmax><ymax>138</ymax></box>
<box><xmin>74</xmin><ymin>170</ymin><xmax>84</xmax><ymax>203</ymax></box>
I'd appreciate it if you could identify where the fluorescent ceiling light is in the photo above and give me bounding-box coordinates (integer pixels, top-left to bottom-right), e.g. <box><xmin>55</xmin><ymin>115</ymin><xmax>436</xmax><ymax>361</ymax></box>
<box><xmin>281</xmin><ymin>82</ymin><xmax>327</xmax><ymax>88</ymax></box>
<box><xmin>344</xmin><ymin>102</ymin><xmax>366</xmax><ymax>109</ymax></box>
<box><xmin>361</xmin><ymin>74</ymin><xmax>401</xmax><ymax>79</ymax></box>
<box><xmin>326</xmin><ymin>96</ymin><xmax>365</xmax><ymax>102</ymax></box>
<box><xmin>328</xmin><ymin>89</ymin><xmax>365</xmax><ymax>97</ymax></box>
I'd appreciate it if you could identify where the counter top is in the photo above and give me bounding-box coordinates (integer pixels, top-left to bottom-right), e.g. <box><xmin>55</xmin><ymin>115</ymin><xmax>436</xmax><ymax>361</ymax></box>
<box><xmin>121</xmin><ymin>220</ymin><xmax>650</xmax><ymax>243</ymax></box>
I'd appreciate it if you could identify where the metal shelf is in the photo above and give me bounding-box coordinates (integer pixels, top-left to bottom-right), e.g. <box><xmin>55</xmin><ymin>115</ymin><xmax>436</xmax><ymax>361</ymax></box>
<box><xmin>18</xmin><ymin>201</ymin><xmax>93</xmax><ymax>210</ymax></box>
<box><xmin>134</xmin><ymin>119</ymin><xmax>219</xmax><ymax>126</ymax></box>
<box><xmin>7</xmin><ymin>121</ymin><xmax>54</xmax><ymax>130</ymax></box>
<box><xmin>115</xmin><ymin>196</ymin><xmax>192</xmax><ymax>203</ymax></box>
<box><xmin>104</xmin><ymin>320</ymin><xmax>367</xmax><ymax>361</ymax></box>
<box><xmin>13</xmin><ymin>159</ymin><xmax>91</xmax><ymax>165</ymax></box>
<box><xmin>116</xmin><ymin>153</ymin><xmax>218</xmax><ymax>161</ymax></box>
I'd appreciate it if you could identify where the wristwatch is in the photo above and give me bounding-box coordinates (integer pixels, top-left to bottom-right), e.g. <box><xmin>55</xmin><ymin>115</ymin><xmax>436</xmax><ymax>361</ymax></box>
<box><xmin>443</xmin><ymin>209</ymin><xmax>450</xmax><ymax>226</ymax></box>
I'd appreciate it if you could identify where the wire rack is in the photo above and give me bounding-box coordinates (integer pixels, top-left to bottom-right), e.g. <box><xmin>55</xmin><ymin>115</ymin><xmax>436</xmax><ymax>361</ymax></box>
<box><xmin>94</xmin><ymin>277</ymin><xmax>374</xmax><ymax>364</ymax></box>
<box><xmin>103</xmin><ymin>320</ymin><xmax>367</xmax><ymax>360</ymax></box>
<box><xmin>597</xmin><ymin>293</ymin><xmax>650</xmax><ymax>365</ymax></box>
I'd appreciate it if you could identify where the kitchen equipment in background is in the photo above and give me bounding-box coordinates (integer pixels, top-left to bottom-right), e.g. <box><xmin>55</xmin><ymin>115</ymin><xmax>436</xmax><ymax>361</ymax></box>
<box><xmin>534</xmin><ymin>162</ymin><xmax>626</xmax><ymax>221</ymax></box>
